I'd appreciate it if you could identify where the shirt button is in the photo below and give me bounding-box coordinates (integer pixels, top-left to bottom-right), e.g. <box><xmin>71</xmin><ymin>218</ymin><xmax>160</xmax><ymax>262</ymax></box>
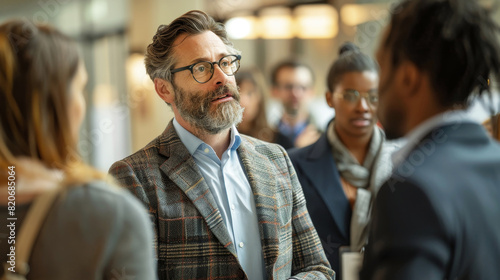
<box><xmin>231</xmin><ymin>204</ymin><xmax>235</xmax><ymax>210</ymax></box>
<box><xmin>204</xmin><ymin>148</ymin><xmax>209</xmax><ymax>153</ymax></box>
<box><xmin>239</xmin><ymin>242</ymin><xmax>244</xmax><ymax>248</ymax></box>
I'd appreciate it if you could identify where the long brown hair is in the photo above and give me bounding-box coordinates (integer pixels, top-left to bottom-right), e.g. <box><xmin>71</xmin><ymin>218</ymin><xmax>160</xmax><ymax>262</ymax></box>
<box><xmin>0</xmin><ymin>19</ymin><xmax>104</xmax><ymax>185</ymax></box>
<box><xmin>235</xmin><ymin>68</ymin><xmax>276</xmax><ymax>142</ymax></box>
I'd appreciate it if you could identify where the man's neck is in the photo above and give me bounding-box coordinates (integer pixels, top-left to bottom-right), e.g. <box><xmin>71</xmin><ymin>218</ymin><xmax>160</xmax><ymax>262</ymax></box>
<box><xmin>176</xmin><ymin>117</ymin><xmax>233</xmax><ymax>160</ymax></box>
<box><xmin>404</xmin><ymin>94</ymin><xmax>451</xmax><ymax>136</ymax></box>
<box><xmin>281</xmin><ymin>111</ymin><xmax>309</xmax><ymax>127</ymax></box>
<box><xmin>196</xmin><ymin>129</ymin><xmax>232</xmax><ymax>160</ymax></box>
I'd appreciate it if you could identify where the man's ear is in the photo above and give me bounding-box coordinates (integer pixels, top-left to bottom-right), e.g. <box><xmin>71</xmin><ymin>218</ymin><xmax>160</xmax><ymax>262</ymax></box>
<box><xmin>398</xmin><ymin>61</ymin><xmax>422</xmax><ymax>97</ymax></box>
<box><xmin>154</xmin><ymin>78</ymin><xmax>174</xmax><ymax>104</ymax></box>
<box><xmin>325</xmin><ymin>91</ymin><xmax>335</xmax><ymax>109</ymax></box>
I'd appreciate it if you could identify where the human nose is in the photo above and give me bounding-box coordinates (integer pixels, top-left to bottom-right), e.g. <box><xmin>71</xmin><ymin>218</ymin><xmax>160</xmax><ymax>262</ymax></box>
<box><xmin>290</xmin><ymin>85</ymin><xmax>307</xmax><ymax>98</ymax></box>
<box><xmin>291</xmin><ymin>87</ymin><xmax>301</xmax><ymax>98</ymax></box>
<box><xmin>211</xmin><ymin>63</ymin><xmax>229</xmax><ymax>86</ymax></box>
<box><xmin>356</xmin><ymin>95</ymin><xmax>370</xmax><ymax>111</ymax></box>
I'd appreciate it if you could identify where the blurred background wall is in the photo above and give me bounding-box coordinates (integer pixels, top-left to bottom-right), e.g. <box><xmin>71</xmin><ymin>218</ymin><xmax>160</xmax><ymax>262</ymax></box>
<box><xmin>1</xmin><ymin>0</ymin><xmax>499</xmax><ymax>171</ymax></box>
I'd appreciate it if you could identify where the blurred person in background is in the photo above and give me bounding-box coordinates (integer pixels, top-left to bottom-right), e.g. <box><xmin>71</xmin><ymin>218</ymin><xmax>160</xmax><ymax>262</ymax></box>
<box><xmin>270</xmin><ymin>60</ymin><xmax>322</xmax><ymax>149</ymax></box>
<box><xmin>0</xmin><ymin>20</ymin><xmax>155</xmax><ymax>279</ymax></box>
<box><xmin>360</xmin><ymin>0</ymin><xmax>500</xmax><ymax>279</ymax></box>
<box><xmin>289</xmin><ymin>42</ymin><xmax>395</xmax><ymax>279</ymax></box>
<box><xmin>236</xmin><ymin>68</ymin><xmax>276</xmax><ymax>142</ymax></box>
<box><xmin>109</xmin><ymin>10</ymin><xmax>334</xmax><ymax>280</ymax></box>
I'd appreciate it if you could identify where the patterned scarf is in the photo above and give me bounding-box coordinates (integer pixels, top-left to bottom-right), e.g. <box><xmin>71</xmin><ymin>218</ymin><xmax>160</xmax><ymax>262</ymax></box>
<box><xmin>327</xmin><ymin>121</ymin><xmax>389</xmax><ymax>251</ymax></box>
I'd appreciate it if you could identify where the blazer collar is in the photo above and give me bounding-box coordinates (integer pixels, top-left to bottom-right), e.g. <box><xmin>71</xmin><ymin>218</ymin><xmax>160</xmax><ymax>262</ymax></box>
<box><xmin>299</xmin><ymin>133</ymin><xmax>351</xmax><ymax>240</ymax></box>
<box><xmin>158</xmin><ymin>120</ymin><xmax>237</xmax><ymax>256</ymax></box>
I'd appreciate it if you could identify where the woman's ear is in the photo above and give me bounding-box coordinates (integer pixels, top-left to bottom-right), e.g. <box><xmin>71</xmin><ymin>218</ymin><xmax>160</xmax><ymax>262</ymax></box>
<box><xmin>325</xmin><ymin>91</ymin><xmax>335</xmax><ymax>109</ymax></box>
<box><xmin>154</xmin><ymin>78</ymin><xmax>174</xmax><ymax>104</ymax></box>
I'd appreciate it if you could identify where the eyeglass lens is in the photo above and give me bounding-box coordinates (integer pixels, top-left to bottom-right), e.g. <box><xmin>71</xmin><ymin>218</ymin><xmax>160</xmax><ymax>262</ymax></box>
<box><xmin>193</xmin><ymin>55</ymin><xmax>240</xmax><ymax>83</ymax></box>
<box><xmin>343</xmin><ymin>90</ymin><xmax>378</xmax><ymax>104</ymax></box>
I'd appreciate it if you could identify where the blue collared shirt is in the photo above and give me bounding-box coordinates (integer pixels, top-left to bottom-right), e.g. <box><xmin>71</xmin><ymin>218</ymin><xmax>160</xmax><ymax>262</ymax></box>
<box><xmin>173</xmin><ymin>119</ymin><xmax>266</xmax><ymax>280</ymax></box>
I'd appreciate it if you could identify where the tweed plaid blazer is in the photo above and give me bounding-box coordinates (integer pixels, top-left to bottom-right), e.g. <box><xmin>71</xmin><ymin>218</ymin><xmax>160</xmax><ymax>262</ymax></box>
<box><xmin>109</xmin><ymin>120</ymin><xmax>334</xmax><ymax>280</ymax></box>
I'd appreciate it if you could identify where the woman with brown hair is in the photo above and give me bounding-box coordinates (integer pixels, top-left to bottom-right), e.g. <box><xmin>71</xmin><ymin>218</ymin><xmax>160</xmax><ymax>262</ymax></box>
<box><xmin>235</xmin><ymin>68</ymin><xmax>278</xmax><ymax>143</ymax></box>
<box><xmin>0</xmin><ymin>20</ymin><xmax>155</xmax><ymax>279</ymax></box>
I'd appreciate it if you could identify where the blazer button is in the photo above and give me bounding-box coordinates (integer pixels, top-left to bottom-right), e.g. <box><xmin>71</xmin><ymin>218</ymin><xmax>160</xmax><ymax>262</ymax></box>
<box><xmin>237</xmin><ymin>269</ymin><xmax>245</xmax><ymax>279</ymax></box>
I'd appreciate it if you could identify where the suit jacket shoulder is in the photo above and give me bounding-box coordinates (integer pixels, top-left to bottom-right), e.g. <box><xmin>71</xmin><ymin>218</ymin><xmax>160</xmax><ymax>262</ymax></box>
<box><xmin>361</xmin><ymin>122</ymin><xmax>500</xmax><ymax>280</ymax></box>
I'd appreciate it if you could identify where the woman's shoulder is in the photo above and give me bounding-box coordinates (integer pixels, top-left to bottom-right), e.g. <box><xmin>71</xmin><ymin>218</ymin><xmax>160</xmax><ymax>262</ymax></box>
<box><xmin>26</xmin><ymin>181</ymin><xmax>155</xmax><ymax>279</ymax></box>
<box><xmin>58</xmin><ymin>180</ymin><xmax>149</xmax><ymax>227</ymax></box>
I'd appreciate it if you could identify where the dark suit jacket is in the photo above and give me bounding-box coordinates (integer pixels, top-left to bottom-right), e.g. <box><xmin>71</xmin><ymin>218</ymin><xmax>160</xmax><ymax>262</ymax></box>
<box><xmin>288</xmin><ymin>133</ymin><xmax>351</xmax><ymax>277</ymax></box>
<box><xmin>360</xmin><ymin>122</ymin><xmax>500</xmax><ymax>280</ymax></box>
<box><xmin>109</xmin><ymin>121</ymin><xmax>334</xmax><ymax>280</ymax></box>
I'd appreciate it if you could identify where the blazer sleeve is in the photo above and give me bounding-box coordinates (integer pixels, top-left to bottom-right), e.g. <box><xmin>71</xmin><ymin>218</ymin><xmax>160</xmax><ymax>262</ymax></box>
<box><xmin>359</xmin><ymin>179</ymin><xmax>451</xmax><ymax>280</ymax></box>
<box><xmin>109</xmin><ymin>160</ymin><xmax>159</xmax><ymax>258</ymax></box>
<box><xmin>282</xmin><ymin>147</ymin><xmax>335</xmax><ymax>280</ymax></box>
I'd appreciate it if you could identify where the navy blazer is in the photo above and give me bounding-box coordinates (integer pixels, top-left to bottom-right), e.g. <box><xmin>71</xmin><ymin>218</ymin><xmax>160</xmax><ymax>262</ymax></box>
<box><xmin>288</xmin><ymin>133</ymin><xmax>352</xmax><ymax>278</ymax></box>
<box><xmin>360</xmin><ymin>122</ymin><xmax>500</xmax><ymax>280</ymax></box>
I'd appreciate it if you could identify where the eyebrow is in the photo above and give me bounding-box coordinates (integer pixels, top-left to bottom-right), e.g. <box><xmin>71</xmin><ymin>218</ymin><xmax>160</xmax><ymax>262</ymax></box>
<box><xmin>187</xmin><ymin>53</ymin><xmax>229</xmax><ymax>65</ymax></box>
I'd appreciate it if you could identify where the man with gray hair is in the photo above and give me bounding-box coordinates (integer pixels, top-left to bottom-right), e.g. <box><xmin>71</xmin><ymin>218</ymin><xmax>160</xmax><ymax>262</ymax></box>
<box><xmin>109</xmin><ymin>10</ymin><xmax>334</xmax><ymax>280</ymax></box>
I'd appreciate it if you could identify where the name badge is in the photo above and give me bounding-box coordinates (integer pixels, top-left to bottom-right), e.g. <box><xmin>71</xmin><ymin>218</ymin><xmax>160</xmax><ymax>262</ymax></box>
<box><xmin>340</xmin><ymin>246</ymin><xmax>363</xmax><ymax>280</ymax></box>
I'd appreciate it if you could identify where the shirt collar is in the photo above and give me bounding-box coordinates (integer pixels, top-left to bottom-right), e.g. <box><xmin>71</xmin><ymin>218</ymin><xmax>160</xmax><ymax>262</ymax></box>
<box><xmin>391</xmin><ymin>110</ymin><xmax>476</xmax><ymax>168</ymax></box>
<box><xmin>172</xmin><ymin>118</ymin><xmax>242</xmax><ymax>155</ymax></box>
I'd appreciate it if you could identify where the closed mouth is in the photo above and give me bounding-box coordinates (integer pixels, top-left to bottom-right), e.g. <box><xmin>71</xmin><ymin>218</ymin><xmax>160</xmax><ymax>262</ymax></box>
<box><xmin>352</xmin><ymin>118</ymin><xmax>371</xmax><ymax>121</ymax></box>
<box><xmin>351</xmin><ymin>118</ymin><xmax>372</xmax><ymax>126</ymax></box>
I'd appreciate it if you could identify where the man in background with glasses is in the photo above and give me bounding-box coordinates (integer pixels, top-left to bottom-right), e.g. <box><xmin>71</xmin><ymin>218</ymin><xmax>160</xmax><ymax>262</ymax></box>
<box><xmin>269</xmin><ymin>60</ymin><xmax>324</xmax><ymax>149</ymax></box>
<box><xmin>109</xmin><ymin>10</ymin><xmax>333</xmax><ymax>280</ymax></box>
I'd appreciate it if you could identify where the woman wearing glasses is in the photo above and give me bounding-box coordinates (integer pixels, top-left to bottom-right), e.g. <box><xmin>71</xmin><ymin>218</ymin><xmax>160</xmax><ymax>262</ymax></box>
<box><xmin>288</xmin><ymin>42</ymin><xmax>396</xmax><ymax>279</ymax></box>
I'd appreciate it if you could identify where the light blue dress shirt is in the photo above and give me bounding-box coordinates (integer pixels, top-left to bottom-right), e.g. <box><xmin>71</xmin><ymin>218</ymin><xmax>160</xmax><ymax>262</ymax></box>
<box><xmin>173</xmin><ymin>119</ymin><xmax>266</xmax><ymax>280</ymax></box>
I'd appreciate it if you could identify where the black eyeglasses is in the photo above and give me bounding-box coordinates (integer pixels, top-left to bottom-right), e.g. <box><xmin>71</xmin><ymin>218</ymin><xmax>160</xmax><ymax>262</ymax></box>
<box><xmin>335</xmin><ymin>89</ymin><xmax>379</xmax><ymax>105</ymax></box>
<box><xmin>170</xmin><ymin>54</ymin><xmax>241</xmax><ymax>84</ymax></box>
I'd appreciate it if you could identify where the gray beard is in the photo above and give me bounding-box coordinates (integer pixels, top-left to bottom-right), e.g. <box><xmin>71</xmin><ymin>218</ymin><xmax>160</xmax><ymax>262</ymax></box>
<box><xmin>174</xmin><ymin>84</ymin><xmax>243</xmax><ymax>135</ymax></box>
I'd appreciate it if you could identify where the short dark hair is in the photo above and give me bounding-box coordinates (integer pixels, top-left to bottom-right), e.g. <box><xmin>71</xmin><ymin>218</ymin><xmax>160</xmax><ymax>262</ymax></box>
<box><xmin>270</xmin><ymin>60</ymin><xmax>315</xmax><ymax>86</ymax></box>
<box><xmin>326</xmin><ymin>42</ymin><xmax>378</xmax><ymax>92</ymax></box>
<box><xmin>145</xmin><ymin>10</ymin><xmax>239</xmax><ymax>83</ymax></box>
<box><xmin>384</xmin><ymin>0</ymin><xmax>500</xmax><ymax>108</ymax></box>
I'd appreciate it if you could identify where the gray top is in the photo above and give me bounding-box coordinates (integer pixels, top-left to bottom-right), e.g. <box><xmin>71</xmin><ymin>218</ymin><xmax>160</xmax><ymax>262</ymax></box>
<box><xmin>1</xmin><ymin>181</ymin><xmax>156</xmax><ymax>280</ymax></box>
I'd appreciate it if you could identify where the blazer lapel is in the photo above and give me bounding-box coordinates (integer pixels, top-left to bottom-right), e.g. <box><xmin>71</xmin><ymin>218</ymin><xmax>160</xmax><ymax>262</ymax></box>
<box><xmin>237</xmin><ymin>138</ymin><xmax>280</xmax><ymax>273</ymax></box>
<box><xmin>298</xmin><ymin>134</ymin><xmax>351</xmax><ymax>240</ymax></box>
<box><xmin>158</xmin><ymin>121</ymin><xmax>237</xmax><ymax>256</ymax></box>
